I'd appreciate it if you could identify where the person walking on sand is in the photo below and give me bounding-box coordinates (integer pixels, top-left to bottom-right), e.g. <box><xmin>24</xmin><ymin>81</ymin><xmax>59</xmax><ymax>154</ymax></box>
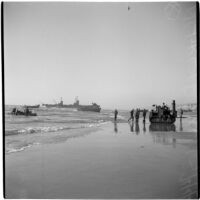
<box><xmin>128</xmin><ymin>109</ymin><xmax>134</xmax><ymax>122</ymax></box>
<box><xmin>114</xmin><ymin>109</ymin><xmax>118</xmax><ymax>121</ymax></box>
<box><xmin>135</xmin><ymin>109</ymin><xmax>139</xmax><ymax>123</ymax></box>
<box><xmin>143</xmin><ymin>109</ymin><xmax>147</xmax><ymax>122</ymax></box>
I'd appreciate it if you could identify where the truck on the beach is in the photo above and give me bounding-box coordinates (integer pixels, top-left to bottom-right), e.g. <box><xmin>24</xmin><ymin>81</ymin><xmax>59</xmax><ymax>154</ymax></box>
<box><xmin>149</xmin><ymin>100</ymin><xmax>177</xmax><ymax>124</ymax></box>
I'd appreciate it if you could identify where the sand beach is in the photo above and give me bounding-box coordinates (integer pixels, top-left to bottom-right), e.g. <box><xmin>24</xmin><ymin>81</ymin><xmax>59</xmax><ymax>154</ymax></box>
<box><xmin>5</xmin><ymin>117</ymin><xmax>197</xmax><ymax>199</ymax></box>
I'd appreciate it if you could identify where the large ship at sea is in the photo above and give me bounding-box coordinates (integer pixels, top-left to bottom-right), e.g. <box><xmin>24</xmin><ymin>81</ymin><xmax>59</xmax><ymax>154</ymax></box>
<box><xmin>43</xmin><ymin>97</ymin><xmax>101</xmax><ymax>112</ymax></box>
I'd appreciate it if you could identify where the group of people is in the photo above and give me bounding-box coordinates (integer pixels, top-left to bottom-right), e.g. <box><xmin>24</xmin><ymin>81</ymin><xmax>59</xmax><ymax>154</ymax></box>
<box><xmin>114</xmin><ymin>108</ymin><xmax>148</xmax><ymax>123</ymax></box>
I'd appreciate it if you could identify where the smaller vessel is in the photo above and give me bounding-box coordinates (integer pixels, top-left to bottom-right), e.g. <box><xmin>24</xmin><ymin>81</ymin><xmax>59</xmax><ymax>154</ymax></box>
<box><xmin>149</xmin><ymin>100</ymin><xmax>177</xmax><ymax>124</ymax></box>
<box><xmin>10</xmin><ymin>107</ymin><xmax>37</xmax><ymax>116</ymax></box>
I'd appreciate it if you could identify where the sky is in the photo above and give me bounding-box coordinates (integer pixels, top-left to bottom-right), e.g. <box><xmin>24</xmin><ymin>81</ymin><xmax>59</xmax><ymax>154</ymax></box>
<box><xmin>4</xmin><ymin>2</ymin><xmax>197</xmax><ymax>109</ymax></box>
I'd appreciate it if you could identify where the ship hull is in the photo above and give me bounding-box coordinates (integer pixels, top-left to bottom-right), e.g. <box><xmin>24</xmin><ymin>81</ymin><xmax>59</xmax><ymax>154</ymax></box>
<box><xmin>26</xmin><ymin>105</ymin><xmax>40</xmax><ymax>108</ymax></box>
<box><xmin>10</xmin><ymin>111</ymin><xmax>37</xmax><ymax>116</ymax></box>
<box><xmin>77</xmin><ymin>106</ymin><xmax>101</xmax><ymax>112</ymax></box>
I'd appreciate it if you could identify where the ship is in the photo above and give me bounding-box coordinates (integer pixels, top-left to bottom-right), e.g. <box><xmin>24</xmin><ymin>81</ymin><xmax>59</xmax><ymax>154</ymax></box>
<box><xmin>43</xmin><ymin>97</ymin><xmax>101</xmax><ymax>112</ymax></box>
<box><xmin>24</xmin><ymin>104</ymin><xmax>40</xmax><ymax>109</ymax></box>
<box><xmin>149</xmin><ymin>100</ymin><xmax>177</xmax><ymax>124</ymax></box>
<box><xmin>77</xmin><ymin>103</ymin><xmax>101</xmax><ymax>112</ymax></box>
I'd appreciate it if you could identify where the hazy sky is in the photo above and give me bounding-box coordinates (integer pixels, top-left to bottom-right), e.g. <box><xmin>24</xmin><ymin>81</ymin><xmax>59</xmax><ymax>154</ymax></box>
<box><xmin>4</xmin><ymin>2</ymin><xmax>197</xmax><ymax>109</ymax></box>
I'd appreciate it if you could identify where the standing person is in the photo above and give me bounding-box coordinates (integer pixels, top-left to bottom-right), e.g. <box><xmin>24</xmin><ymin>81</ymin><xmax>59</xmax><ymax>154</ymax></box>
<box><xmin>180</xmin><ymin>108</ymin><xmax>183</xmax><ymax>119</ymax></box>
<box><xmin>143</xmin><ymin>109</ymin><xmax>147</xmax><ymax>122</ymax></box>
<box><xmin>114</xmin><ymin>109</ymin><xmax>118</xmax><ymax>121</ymax></box>
<box><xmin>128</xmin><ymin>109</ymin><xmax>134</xmax><ymax>122</ymax></box>
<box><xmin>135</xmin><ymin>109</ymin><xmax>139</xmax><ymax>122</ymax></box>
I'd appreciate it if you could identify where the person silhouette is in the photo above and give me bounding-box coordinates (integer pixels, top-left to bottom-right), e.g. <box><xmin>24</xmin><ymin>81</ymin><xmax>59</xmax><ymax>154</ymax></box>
<box><xmin>114</xmin><ymin>109</ymin><xmax>118</xmax><ymax>121</ymax></box>
<box><xmin>143</xmin><ymin>109</ymin><xmax>147</xmax><ymax>122</ymax></box>
<box><xmin>128</xmin><ymin>109</ymin><xmax>134</xmax><ymax>122</ymax></box>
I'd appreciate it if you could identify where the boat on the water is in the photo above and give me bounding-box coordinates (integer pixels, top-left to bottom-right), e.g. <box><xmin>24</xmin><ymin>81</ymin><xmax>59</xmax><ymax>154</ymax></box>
<box><xmin>77</xmin><ymin>103</ymin><xmax>101</xmax><ymax>112</ymax></box>
<box><xmin>42</xmin><ymin>97</ymin><xmax>79</xmax><ymax>108</ymax></box>
<box><xmin>10</xmin><ymin>108</ymin><xmax>37</xmax><ymax>116</ymax></box>
<box><xmin>149</xmin><ymin>100</ymin><xmax>177</xmax><ymax>124</ymax></box>
<box><xmin>24</xmin><ymin>104</ymin><xmax>40</xmax><ymax>109</ymax></box>
<box><xmin>43</xmin><ymin>97</ymin><xmax>101</xmax><ymax>112</ymax></box>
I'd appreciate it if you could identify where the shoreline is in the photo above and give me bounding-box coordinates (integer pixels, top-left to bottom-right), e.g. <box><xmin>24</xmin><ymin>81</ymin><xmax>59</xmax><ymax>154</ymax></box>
<box><xmin>5</xmin><ymin>122</ymin><xmax>197</xmax><ymax>198</ymax></box>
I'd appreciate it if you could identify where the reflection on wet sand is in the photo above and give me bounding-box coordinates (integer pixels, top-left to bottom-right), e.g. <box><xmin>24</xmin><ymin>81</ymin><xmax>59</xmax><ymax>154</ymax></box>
<box><xmin>150</xmin><ymin>129</ymin><xmax>176</xmax><ymax>147</ymax></box>
<box><xmin>149</xmin><ymin>123</ymin><xmax>177</xmax><ymax>147</ymax></box>
<box><xmin>180</xmin><ymin>118</ymin><xmax>183</xmax><ymax>131</ymax></box>
<box><xmin>128</xmin><ymin>120</ymin><xmax>134</xmax><ymax>132</ymax></box>
<box><xmin>135</xmin><ymin>122</ymin><xmax>140</xmax><ymax>134</ymax></box>
<box><xmin>143</xmin><ymin>122</ymin><xmax>146</xmax><ymax>133</ymax></box>
<box><xmin>149</xmin><ymin>123</ymin><xmax>176</xmax><ymax>132</ymax></box>
<box><xmin>114</xmin><ymin>121</ymin><xmax>118</xmax><ymax>133</ymax></box>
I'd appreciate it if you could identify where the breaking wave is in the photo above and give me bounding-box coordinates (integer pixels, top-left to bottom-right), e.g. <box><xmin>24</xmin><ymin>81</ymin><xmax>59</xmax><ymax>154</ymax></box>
<box><xmin>6</xmin><ymin>142</ymin><xmax>40</xmax><ymax>154</ymax></box>
<box><xmin>5</xmin><ymin>121</ymin><xmax>109</xmax><ymax>136</ymax></box>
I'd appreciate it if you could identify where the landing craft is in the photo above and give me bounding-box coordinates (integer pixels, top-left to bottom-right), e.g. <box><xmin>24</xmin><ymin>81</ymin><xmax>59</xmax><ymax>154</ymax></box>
<box><xmin>149</xmin><ymin>100</ymin><xmax>177</xmax><ymax>124</ymax></box>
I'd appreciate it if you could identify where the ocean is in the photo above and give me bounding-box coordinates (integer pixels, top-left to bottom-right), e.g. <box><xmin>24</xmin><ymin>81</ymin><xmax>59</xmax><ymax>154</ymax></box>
<box><xmin>4</xmin><ymin>105</ymin><xmax>197</xmax><ymax>154</ymax></box>
<box><xmin>4</xmin><ymin>106</ymin><xmax>128</xmax><ymax>154</ymax></box>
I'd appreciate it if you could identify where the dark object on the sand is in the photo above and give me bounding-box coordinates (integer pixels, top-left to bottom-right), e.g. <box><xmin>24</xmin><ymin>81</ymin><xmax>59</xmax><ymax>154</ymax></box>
<box><xmin>43</xmin><ymin>97</ymin><xmax>101</xmax><ymax>112</ymax></box>
<box><xmin>149</xmin><ymin>123</ymin><xmax>176</xmax><ymax>132</ymax></box>
<box><xmin>149</xmin><ymin>100</ymin><xmax>177</xmax><ymax>124</ymax></box>
<box><xmin>24</xmin><ymin>104</ymin><xmax>40</xmax><ymax>108</ymax></box>
<box><xmin>128</xmin><ymin>6</ymin><xmax>130</xmax><ymax>10</ymax></box>
<box><xmin>77</xmin><ymin>103</ymin><xmax>101</xmax><ymax>112</ymax></box>
<box><xmin>10</xmin><ymin>108</ymin><xmax>37</xmax><ymax>116</ymax></box>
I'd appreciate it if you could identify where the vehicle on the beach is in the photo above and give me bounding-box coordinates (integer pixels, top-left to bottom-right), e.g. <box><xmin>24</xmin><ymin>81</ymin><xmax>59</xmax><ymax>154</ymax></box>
<box><xmin>149</xmin><ymin>100</ymin><xmax>177</xmax><ymax>124</ymax></box>
<box><xmin>43</xmin><ymin>97</ymin><xmax>101</xmax><ymax>112</ymax></box>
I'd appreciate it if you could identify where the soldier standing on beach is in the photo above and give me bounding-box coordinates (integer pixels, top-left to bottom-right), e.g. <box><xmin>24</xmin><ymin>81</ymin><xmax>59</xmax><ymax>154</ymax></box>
<box><xmin>114</xmin><ymin>109</ymin><xmax>118</xmax><ymax>121</ymax></box>
<box><xmin>128</xmin><ymin>109</ymin><xmax>134</xmax><ymax>122</ymax></box>
<box><xmin>143</xmin><ymin>109</ymin><xmax>147</xmax><ymax>122</ymax></box>
<box><xmin>180</xmin><ymin>108</ymin><xmax>183</xmax><ymax>119</ymax></box>
<box><xmin>135</xmin><ymin>109</ymin><xmax>140</xmax><ymax>122</ymax></box>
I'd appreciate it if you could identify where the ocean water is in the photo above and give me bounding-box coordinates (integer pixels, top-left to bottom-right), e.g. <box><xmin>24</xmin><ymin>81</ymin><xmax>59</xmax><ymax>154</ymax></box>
<box><xmin>4</xmin><ymin>105</ymin><xmax>197</xmax><ymax>154</ymax></box>
<box><xmin>4</xmin><ymin>106</ymin><xmax>128</xmax><ymax>153</ymax></box>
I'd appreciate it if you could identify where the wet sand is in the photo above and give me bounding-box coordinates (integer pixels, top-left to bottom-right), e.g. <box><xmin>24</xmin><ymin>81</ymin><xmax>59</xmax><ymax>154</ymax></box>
<box><xmin>5</xmin><ymin>121</ymin><xmax>197</xmax><ymax>199</ymax></box>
